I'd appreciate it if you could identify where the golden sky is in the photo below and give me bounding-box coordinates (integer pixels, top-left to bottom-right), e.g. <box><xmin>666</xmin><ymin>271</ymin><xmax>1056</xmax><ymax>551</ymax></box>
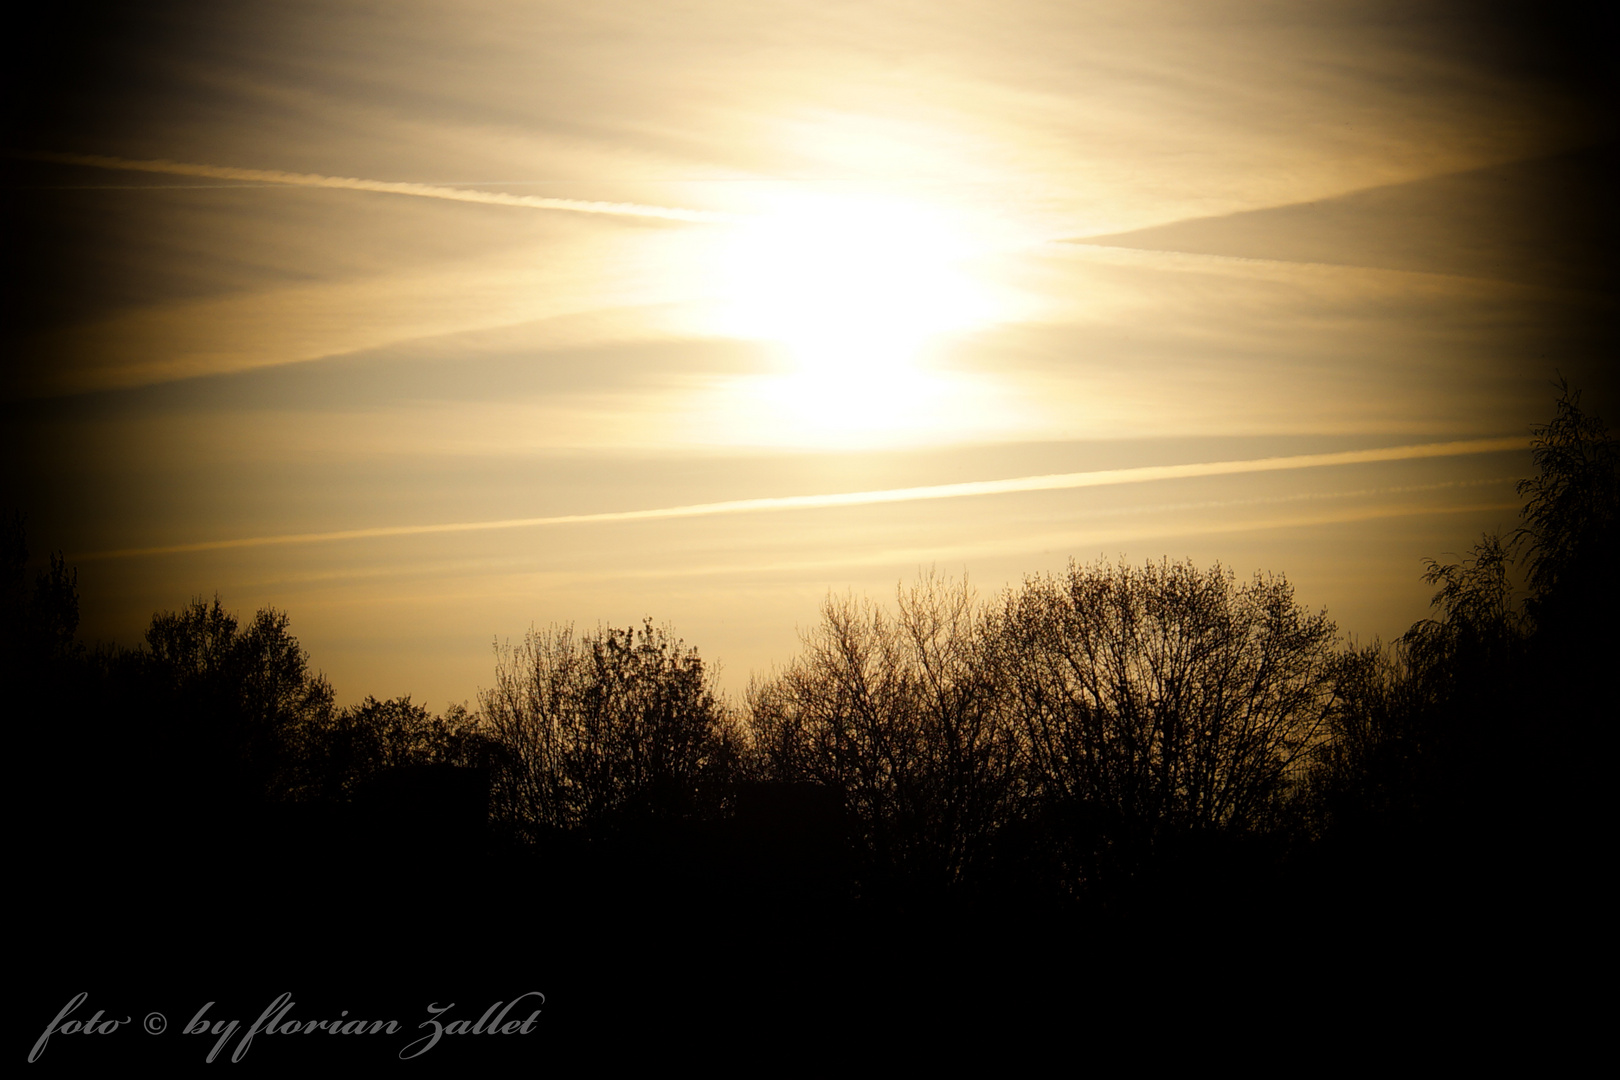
<box><xmin>4</xmin><ymin>1</ymin><xmax>1614</xmax><ymax>704</ymax></box>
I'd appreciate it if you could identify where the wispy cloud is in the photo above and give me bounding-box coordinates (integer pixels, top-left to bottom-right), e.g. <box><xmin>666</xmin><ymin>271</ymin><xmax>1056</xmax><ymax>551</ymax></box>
<box><xmin>18</xmin><ymin>151</ymin><xmax>730</xmax><ymax>223</ymax></box>
<box><xmin>76</xmin><ymin>436</ymin><xmax>1527</xmax><ymax>560</ymax></box>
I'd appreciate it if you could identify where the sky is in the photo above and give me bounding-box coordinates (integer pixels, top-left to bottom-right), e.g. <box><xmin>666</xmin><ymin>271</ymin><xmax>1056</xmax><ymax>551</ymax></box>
<box><xmin>3</xmin><ymin>1</ymin><xmax>1614</xmax><ymax>707</ymax></box>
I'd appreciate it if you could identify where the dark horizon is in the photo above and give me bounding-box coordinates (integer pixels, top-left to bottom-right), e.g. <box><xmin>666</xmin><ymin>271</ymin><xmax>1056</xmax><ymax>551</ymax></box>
<box><xmin>10</xmin><ymin>380</ymin><xmax>1616</xmax><ymax>1063</ymax></box>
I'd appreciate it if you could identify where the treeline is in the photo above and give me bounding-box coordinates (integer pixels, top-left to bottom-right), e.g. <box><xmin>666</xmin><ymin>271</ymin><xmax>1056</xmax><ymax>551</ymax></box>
<box><xmin>9</xmin><ymin>385</ymin><xmax>1614</xmax><ymax>930</ymax></box>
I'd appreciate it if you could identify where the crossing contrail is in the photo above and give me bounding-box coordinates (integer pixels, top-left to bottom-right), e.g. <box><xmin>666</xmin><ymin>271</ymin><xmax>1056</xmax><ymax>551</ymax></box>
<box><xmin>18</xmin><ymin>150</ymin><xmax>732</xmax><ymax>223</ymax></box>
<box><xmin>74</xmin><ymin>436</ymin><xmax>1529</xmax><ymax>561</ymax></box>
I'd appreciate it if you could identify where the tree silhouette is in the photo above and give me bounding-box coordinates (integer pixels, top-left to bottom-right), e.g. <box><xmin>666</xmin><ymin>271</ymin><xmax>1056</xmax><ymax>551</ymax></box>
<box><xmin>137</xmin><ymin>596</ymin><xmax>336</xmax><ymax>807</ymax></box>
<box><xmin>1306</xmin><ymin>536</ymin><xmax>1525</xmax><ymax>871</ymax></box>
<box><xmin>747</xmin><ymin>572</ymin><xmax>1020</xmax><ymax>902</ymax></box>
<box><xmin>1514</xmin><ymin>379</ymin><xmax>1619</xmax><ymax>636</ymax></box>
<box><xmin>995</xmin><ymin>558</ymin><xmax>1338</xmax><ymax>899</ymax></box>
<box><xmin>2</xmin><ymin>510</ymin><xmax>80</xmax><ymax>680</ymax></box>
<box><xmin>1304</xmin><ymin>381</ymin><xmax>1616</xmax><ymax>934</ymax></box>
<box><xmin>1510</xmin><ymin>382</ymin><xmax>1615</xmax><ymax>905</ymax></box>
<box><xmin>13</xmin><ymin>381</ymin><xmax>1610</xmax><ymax>1022</ymax></box>
<box><xmin>290</xmin><ymin>694</ymin><xmax>490</xmax><ymax>802</ymax></box>
<box><xmin>747</xmin><ymin>562</ymin><xmax>1339</xmax><ymax>906</ymax></box>
<box><xmin>480</xmin><ymin>619</ymin><xmax>737</xmax><ymax>840</ymax></box>
<box><xmin>8</xmin><ymin>512</ymin><xmax>99</xmax><ymax>872</ymax></box>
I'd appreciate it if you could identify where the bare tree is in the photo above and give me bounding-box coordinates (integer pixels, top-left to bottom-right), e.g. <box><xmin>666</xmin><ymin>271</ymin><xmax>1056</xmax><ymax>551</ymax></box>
<box><xmin>480</xmin><ymin>620</ymin><xmax>736</xmax><ymax>840</ymax></box>
<box><xmin>995</xmin><ymin>559</ymin><xmax>1338</xmax><ymax>849</ymax></box>
<box><xmin>748</xmin><ymin>572</ymin><xmax>1021</xmax><ymax>895</ymax></box>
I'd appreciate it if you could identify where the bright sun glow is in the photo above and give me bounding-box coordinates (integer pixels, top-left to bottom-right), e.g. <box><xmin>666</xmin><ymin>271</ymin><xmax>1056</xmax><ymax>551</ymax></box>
<box><xmin>711</xmin><ymin>193</ymin><xmax>1001</xmax><ymax>443</ymax></box>
<box><xmin>721</xmin><ymin>194</ymin><xmax>989</xmax><ymax>372</ymax></box>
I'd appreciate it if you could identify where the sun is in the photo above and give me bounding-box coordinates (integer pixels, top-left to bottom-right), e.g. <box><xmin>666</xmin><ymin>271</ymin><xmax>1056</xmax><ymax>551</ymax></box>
<box><xmin>720</xmin><ymin>193</ymin><xmax>990</xmax><ymax>371</ymax></box>
<box><xmin>709</xmin><ymin>192</ymin><xmax>1000</xmax><ymax>442</ymax></box>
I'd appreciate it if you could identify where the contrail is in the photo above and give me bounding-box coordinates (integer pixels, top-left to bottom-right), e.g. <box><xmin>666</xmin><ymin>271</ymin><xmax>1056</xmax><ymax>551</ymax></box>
<box><xmin>17</xmin><ymin>150</ymin><xmax>731</xmax><ymax>223</ymax></box>
<box><xmin>75</xmin><ymin>436</ymin><xmax>1529</xmax><ymax>561</ymax></box>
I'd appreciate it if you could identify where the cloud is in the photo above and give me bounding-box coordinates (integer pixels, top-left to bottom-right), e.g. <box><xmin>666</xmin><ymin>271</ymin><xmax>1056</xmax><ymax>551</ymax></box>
<box><xmin>76</xmin><ymin>436</ymin><xmax>1527</xmax><ymax>560</ymax></box>
<box><xmin>18</xmin><ymin>151</ymin><xmax>729</xmax><ymax>223</ymax></box>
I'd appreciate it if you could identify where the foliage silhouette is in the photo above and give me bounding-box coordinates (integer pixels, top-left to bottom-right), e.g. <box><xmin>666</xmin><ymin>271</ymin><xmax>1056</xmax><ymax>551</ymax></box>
<box><xmin>292</xmin><ymin>694</ymin><xmax>490</xmax><ymax>802</ymax></box>
<box><xmin>1304</xmin><ymin>380</ymin><xmax>1615</xmax><ymax>931</ymax></box>
<box><xmin>136</xmin><ymin>596</ymin><xmax>337</xmax><ymax>807</ymax></box>
<box><xmin>1514</xmin><ymin>378</ymin><xmax>1619</xmax><ymax>636</ymax></box>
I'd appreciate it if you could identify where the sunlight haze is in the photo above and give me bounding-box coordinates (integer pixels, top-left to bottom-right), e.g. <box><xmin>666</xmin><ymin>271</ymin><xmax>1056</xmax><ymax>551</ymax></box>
<box><xmin>4</xmin><ymin>0</ymin><xmax>1612</xmax><ymax>706</ymax></box>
